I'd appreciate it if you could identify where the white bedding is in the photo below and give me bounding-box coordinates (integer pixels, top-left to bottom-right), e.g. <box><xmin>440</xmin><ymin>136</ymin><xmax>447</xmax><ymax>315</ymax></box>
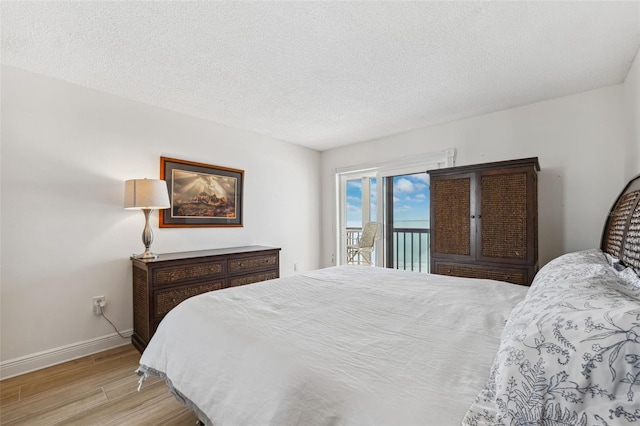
<box><xmin>464</xmin><ymin>249</ymin><xmax>640</xmax><ymax>425</ymax></box>
<box><xmin>137</xmin><ymin>265</ymin><xmax>528</xmax><ymax>425</ymax></box>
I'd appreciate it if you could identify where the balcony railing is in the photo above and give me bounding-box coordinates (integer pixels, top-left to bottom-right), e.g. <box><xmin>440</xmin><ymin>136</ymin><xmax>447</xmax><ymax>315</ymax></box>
<box><xmin>393</xmin><ymin>228</ymin><xmax>430</xmax><ymax>273</ymax></box>
<box><xmin>346</xmin><ymin>227</ymin><xmax>430</xmax><ymax>272</ymax></box>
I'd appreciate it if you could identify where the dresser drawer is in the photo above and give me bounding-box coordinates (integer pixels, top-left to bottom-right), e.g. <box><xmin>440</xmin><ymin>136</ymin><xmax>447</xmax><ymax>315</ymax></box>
<box><xmin>434</xmin><ymin>262</ymin><xmax>528</xmax><ymax>285</ymax></box>
<box><xmin>154</xmin><ymin>280</ymin><xmax>224</xmax><ymax>316</ymax></box>
<box><xmin>228</xmin><ymin>253</ymin><xmax>278</xmax><ymax>274</ymax></box>
<box><xmin>132</xmin><ymin>246</ymin><xmax>281</xmax><ymax>353</ymax></box>
<box><xmin>153</xmin><ymin>261</ymin><xmax>225</xmax><ymax>286</ymax></box>
<box><xmin>228</xmin><ymin>271</ymin><xmax>278</xmax><ymax>288</ymax></box>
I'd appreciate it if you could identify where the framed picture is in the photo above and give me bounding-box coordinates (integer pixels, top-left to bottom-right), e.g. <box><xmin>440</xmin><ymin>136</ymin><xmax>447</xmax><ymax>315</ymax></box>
<box><xmin>160</xmin><ymin>157</ymin><xmax>243</xmax><ymax>228</ymax></box>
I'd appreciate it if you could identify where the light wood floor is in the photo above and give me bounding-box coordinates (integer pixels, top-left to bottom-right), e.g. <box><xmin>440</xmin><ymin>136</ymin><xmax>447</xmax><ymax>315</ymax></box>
<box><xmin>0</xmin><ymin>345</ymin><xmax>199</xmax><ymax>425</ymax></box>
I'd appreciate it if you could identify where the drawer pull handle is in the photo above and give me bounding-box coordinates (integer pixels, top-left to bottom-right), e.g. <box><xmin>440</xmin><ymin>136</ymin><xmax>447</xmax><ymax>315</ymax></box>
<box><xmin>447</xmin><ymin>269</ymin><xmax>452</xmax><ymax>273</ymax></box>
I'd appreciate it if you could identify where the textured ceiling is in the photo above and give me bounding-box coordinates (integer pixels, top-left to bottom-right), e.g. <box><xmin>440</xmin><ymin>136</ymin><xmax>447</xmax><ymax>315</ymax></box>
<box><xmin>2</xmin><ymin>1</ymin><xmax>640</xmax><ymax>151</ymax></box>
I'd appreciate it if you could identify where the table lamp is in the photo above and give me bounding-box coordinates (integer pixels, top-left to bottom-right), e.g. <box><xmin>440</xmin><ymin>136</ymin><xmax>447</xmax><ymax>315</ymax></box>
<box><xmin>124</xmin><ymin>178</ymin><xmax>170</xmax><ymax>259</ymax></box>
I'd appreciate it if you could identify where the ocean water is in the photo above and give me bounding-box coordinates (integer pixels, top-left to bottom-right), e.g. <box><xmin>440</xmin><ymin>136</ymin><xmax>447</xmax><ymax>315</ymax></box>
<box><xmin>393</xmin><ymin>220</ymin><xmax>429</xmax><ymax>229</ymax></box>
<box><xmin>346</xmin><ymin>220</ymin><xmax>429</xmax><ymax>229</ymax></box>
<box><xmin>392</xmin><ymin>223</ymin><xmax>430</xmax><ymax>272</ymax></box>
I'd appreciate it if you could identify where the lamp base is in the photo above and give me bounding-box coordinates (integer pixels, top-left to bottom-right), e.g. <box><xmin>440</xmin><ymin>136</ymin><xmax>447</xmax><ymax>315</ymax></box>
<box><xmin>132</xmin><ymin>250</ymin><xmax>159</xmax><ymax>260</ymax></box>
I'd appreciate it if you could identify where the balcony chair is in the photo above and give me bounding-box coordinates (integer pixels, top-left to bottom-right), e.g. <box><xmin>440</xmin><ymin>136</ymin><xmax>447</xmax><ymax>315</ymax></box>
<box><xmin>347</xmin><ymin>222</ymin><xmax>378</xmax><ymax>266</ymax></box>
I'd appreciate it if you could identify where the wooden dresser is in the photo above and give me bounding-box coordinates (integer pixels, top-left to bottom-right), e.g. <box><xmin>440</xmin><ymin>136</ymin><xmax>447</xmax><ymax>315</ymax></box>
<box><xmin>428</xmin><ymin>158</ymin><xmax>539</xmax><ymax>286</ymax></box>
<box><xmin>131</xmin><ymin>245</ymin><xmax>280</xmax><ymax>352</ymax></box>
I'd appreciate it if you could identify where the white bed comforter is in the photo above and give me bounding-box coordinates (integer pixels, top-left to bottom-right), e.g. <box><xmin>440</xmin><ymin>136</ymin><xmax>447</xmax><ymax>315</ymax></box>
<box><xmin>137</xmin><ymin>266</ymin><xmax>528</xmax><ymax>426</ymax></box>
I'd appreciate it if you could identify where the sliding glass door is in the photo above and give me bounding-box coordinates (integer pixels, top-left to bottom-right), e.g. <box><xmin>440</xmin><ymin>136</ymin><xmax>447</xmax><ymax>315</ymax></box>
<box><xmin>335</xmin><ymin>148</ymin><xmax>456</xmax><ymax>269</ymax></box>
<box><xmin>382</xmin><ymin>173</ymin><xmax>430</xmax><ymax>272</ymax></box>
<box><xmin>338</xmin><ymin>173</ymin><xmax>377</xmax><ymax>265</ymax></box>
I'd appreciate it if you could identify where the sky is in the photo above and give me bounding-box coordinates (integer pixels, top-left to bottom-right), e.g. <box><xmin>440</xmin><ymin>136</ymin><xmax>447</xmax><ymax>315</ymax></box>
<box><xmin>346</xmin><ymin>172</ymin><xmax>430</xmax><ymax>228</ymax></box>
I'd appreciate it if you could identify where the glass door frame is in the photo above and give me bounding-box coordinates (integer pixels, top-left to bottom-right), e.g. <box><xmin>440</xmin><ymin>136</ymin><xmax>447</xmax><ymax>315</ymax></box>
<box><xmin>377</xmin><ymin>171</ymin><xmax>432</xmax><ymax>270</ymax></box>
<box><xmin>375</xmin><ymin>164</ymin><xmax>449</xmax><ymax>268</ymax></box>
<box><xmin>335</xmin><ymin>148</ymin><xmax>456</xmax><ymax>267</ymax></box>
<box><xmin>337</xmin><ymin>171</ymin><xmax>377</xmax><ymax>265</ymax></box>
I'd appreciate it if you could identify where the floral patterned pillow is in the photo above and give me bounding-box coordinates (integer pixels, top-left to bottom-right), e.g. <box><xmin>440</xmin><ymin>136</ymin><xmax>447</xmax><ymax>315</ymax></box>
<box><xmin>463</xmin><ymin>249</ymin><xmax>640</xmax><ymax>426</ymax></box>
<box><xmin>616</xmin><ymin>267</ymin><xmax>640</xmax><ymax>293</ymax></box>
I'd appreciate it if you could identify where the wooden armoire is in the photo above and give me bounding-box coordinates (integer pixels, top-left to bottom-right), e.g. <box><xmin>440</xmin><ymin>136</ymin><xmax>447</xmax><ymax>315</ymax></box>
<box><xmin>428</xmin><ymin>157</ymin><xmax>539</xmax><ymax>285</ymax></box>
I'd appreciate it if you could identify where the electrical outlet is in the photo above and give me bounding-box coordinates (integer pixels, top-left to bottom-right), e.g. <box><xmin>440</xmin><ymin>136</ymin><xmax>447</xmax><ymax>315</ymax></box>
<box><xmin>294</xmin><ymin>263</ymin><xmax>298</xmax><ymax>272</ymax></box>
<box><xmin>93</xmin><ymin>296</ymin><xmax>106</xmax><ymax>315</ymax></box>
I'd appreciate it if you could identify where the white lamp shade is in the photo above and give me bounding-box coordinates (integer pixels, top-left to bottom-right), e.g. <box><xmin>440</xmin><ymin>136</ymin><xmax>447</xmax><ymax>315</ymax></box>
<box><xmin>124</xmin><ymin>179</ymin><xmax>170</xmax><ymax>210</ymax></box>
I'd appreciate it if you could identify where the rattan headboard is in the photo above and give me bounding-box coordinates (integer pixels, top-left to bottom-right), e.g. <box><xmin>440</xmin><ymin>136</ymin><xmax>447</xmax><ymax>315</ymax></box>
<box><xmin>601</xmin><ymin>174</ymin><xmax>640</xmax><ymax>272</ymax></box>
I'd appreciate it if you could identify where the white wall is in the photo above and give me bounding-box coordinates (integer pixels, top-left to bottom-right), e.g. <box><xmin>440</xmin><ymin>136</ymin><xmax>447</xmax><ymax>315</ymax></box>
<box><xmin>0</xmin><ymin>66</ymin><xmax>321</xmax><ymax>372</ymax></box>
<box><xmin>623</xmin><ymin>47</ymin><xmax>640</xmax><ymax>181</ymax></box>
<box><xmin>321</xmin><ymin>84</ymin><xmax>627</xmax><ymax>270</ymax></box>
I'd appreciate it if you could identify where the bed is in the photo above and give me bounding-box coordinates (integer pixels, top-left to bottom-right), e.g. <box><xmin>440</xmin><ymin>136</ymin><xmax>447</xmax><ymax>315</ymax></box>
<box><xmin>137</xmin><ymin>174</ymin><xmax>640</xmax><ymax>426</ymax></box>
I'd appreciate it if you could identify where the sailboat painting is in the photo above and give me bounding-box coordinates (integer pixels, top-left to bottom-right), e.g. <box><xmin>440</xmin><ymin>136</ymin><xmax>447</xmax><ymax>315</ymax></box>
<box><xmin>160</xmin><ymin>157</ymin><xmax>244</xmax><ymax>228</ymax></box>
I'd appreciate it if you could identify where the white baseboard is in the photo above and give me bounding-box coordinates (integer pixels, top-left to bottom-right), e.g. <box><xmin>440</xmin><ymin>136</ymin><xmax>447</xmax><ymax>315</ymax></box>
<box><xmin>0</xmin><ymin>329</ymin><xmax>133</xmax><ymax>380</ymax></box>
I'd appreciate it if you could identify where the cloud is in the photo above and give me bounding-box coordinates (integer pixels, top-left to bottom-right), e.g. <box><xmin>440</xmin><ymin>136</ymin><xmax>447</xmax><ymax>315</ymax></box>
<box><xmin>347</xmin><ymin>203</ymin><xmax>361</xmax><ymax>213</ymax></box>
<box><xmin>394</xmin><ymin>178</ymin><xmax>415</xmax><ymax>194</ymax></box>
<box><xmin>414</xmin><ymin>183</ymin><xmax>427</xmax><ymax>191</ymax></box>
<box><xmin>347</xmin><ymin>180</ymin><xmax>362</xmax><ymax>190</ymax></box>
<box><xmin>412</xmin><ymin>173</ymin><xmax>429</xmax><ymax>184</ymax></box>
